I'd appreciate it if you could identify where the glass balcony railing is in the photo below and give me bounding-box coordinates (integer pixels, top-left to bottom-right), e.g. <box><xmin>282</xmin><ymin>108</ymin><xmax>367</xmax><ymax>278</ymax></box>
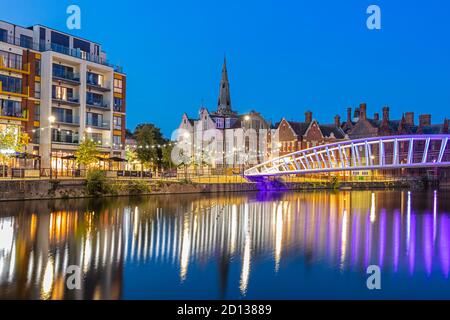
<box><xmin>51</xmin><ymin>134</ymin><xmax>80</xmax><ymax>145</ymax></box>
<box><xmin>54</xmin><ymin>115</ymin><xmax>80</xmax><ymax>125</ymax></box>
<box><xmin>0</xmin><ymin>35</ymin><xmax>123</xmax><ymax>73</ymax></box>
<box><xmin>86</xmin><ymin>100</ymin><xmax>109</xmax><ymax>109</ymax></box>
<box><xmin>53</xmin><ymin>70</ymin><xmax>80</xmax><ymax>82</ymax></box>
<box><xmin>86</xmin><ymin>120</ymin><xmax>110</xmax><ymax>130</ymax></box>
<box><xmin>0</xmin><ymin>34</ymin><xmax>40</xmax><ymax>51</ymax></box>
<box><xmin>44</xmin><ymin>42</ymin><xmax>123</xmax><ymax>73</ymax></box>
<box><xmin>52</xmin><ymin>96</ymin><xmax>80</xmax><ymax>104</ymax></box>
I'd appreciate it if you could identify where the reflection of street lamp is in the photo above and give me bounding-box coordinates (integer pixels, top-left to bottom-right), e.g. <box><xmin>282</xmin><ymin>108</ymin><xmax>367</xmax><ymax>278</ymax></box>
<box><xmin>48</xmin><ymin>116</ymin><xmax>55</xmax><ymax>179</ymax></box>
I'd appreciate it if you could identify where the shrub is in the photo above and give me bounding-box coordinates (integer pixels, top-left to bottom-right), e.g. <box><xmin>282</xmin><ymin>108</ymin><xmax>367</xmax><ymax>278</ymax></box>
<box><xmin>127</xmin><ymin>180</ymin><xmax>151</xmax><ymax>195</ymax></box>
<box><xmin>86</xmin><ymin>170</ymin><xmax>108</xmax><ymax>196</ymax></box>
<box><xmin>107</xmin><ymin>182</ymin><xmax>124</xmax><ymax>195</ymax></box>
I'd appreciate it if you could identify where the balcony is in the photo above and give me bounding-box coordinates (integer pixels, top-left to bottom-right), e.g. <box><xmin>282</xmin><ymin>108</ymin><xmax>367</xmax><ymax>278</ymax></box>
<box><xmin>0</xmin><ymin>35</ymin><xmax>123</xmax><ymax>73</ymax></box>
<box><xmin>0</xmin><ymin>82</ymin><xmax>29</xmax><ymax>98</ymax></box>
<box><xmin>86</xmin><ymin>137</ymin><xmax>111</xmax><ymax>148</ymax></box>
<box><xmin>53</xmin><ymin>70</ymin><xmax>80</xmax><ymax>85</ymax></box>
<box><xmin>52</xmin><ymin>96</ymin><xmax>80</xmax><ymax>107</ymax></box>
<box><xmin>54</xmin><ymin>115</ymin><xmax>80</xmax><ymax>126</ymax></box>
<box><xmin>0</xmin><ymin>57</ymin><xmax>30</xmax><ymax>74</ymax></box>
<box><xmin>86</xmin><ymin>119</ymin><xmax>110</xmax><ymax>130</ymax></box>
<box><xmin>87</xmin><ymin>79</ymin><xmax>111</xmax><ymax>92</ymax></box>
<box><xmin>44</xmin><ymin>42</ymin><xmax>123</xmax><ymax>73</ymax></box>
<box><xmin>86</xmin><ymin>100</ymin><xmax>110</xmax><ymax>110</ymax></box>
<box><xmin>51</xmin><ymin>134</ymin><xmax>80</xmax><ymax>145</ymax></box>
<box><xmin>1</xmin><ymin>108</ymin><xmax>27</xmax><ymax>120</ymax></box>
<box><xmin>0</xmin><ymin>34</ymin><xmax>40</xmax><ymax>51</ymax></box>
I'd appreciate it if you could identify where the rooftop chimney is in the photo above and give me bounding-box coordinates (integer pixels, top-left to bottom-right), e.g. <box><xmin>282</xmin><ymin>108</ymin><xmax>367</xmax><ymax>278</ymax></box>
<box><xmin>347</xmin><ymin>107</ymin><xmax>352</xmax><ymax>123</ymax></box>
<box><xmin>419</xmin><ymin>114</ymin><xmax>431</xmax><ymax>127</ymax></box>
<box><xmin>334</xmin><ymin>115</ymin><xmax>341</xmax><ymax>127</ymax></box>
<box><xmin>405</xmin><ymin>112</ymin><xmax>414</xmax><ymax>126</ymax></box>
<box><xmin>374</xmin><ymin>113</ymin><xmax>379</xmax><ymax>121</ymax></box>
<box><xmin>359</xmin><ymin>103</ymin><xmax>367</xmax><ymax>120</ymax></box>
<box><xmin>353</xmin><ymin>108</ymin><xmax>360</xmax><ymax>121</ymax></box>
<box><xmin>305</xmin><ymin>110</ymin><xmax>312</xmax><ymax>124</ymax></box>
<box><xmin>382</xmin><ymin>106</ymin><xmax>390</xmax><ymax>121</ymax></box>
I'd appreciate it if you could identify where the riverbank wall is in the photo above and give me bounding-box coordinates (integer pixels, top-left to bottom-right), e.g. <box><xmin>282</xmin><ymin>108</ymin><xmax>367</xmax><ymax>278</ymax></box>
<box><xmin>0</xmin><ymin>178</ymin><xmax>428</xmax><ymax>202</ymax></box>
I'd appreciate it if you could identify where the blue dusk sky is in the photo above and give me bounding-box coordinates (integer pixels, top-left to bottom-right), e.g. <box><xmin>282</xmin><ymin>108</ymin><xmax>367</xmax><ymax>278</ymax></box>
<box><xmin>2</xmin><ymin>0</ymin><xmax>450</xmax><ymax>137</ymax></box>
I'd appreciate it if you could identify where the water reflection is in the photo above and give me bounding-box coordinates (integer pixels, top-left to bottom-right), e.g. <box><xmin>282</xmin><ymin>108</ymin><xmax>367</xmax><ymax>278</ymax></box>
<box><xmin>0</xmin><ymin>190</ymin><xmax>450</xmax><ymax>299</ymax></box>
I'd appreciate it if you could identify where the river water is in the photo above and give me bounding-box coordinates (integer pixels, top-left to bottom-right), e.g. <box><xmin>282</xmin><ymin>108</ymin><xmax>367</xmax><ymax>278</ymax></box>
<box><xmin>0</xmin><ymin>189</ymin><xmax>449</xmax><ymax>299</ymax></box>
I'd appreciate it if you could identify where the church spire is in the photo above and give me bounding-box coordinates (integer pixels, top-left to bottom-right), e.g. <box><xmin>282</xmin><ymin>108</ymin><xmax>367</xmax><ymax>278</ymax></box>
<box><xmin>217</xmin><ymin>57</ymin><xmax>233</xmax><ymax>114</ymax></box>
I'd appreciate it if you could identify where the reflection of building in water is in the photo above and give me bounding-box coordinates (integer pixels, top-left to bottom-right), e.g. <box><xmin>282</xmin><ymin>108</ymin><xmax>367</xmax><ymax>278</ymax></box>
<box><xmin>0</xmin><ymin>191</ymin><xmax>449</xmax><ymax>299</ymax></box>
<box><xmin>124</xmin><ymin>191</ymin><xmax>450</xmax><ymax>295</ymax></box>
<box><xmin>0</xmin><ymin>207</ymin><xmax>124</xmax><ymax>299</ymax></box>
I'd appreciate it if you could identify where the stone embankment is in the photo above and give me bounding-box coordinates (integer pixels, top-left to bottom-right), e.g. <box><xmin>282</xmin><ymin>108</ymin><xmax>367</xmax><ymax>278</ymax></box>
<box><xmin>0</xmin><ymin>178</ymin><xmax>425</xmax><ymax>202</ymax></box>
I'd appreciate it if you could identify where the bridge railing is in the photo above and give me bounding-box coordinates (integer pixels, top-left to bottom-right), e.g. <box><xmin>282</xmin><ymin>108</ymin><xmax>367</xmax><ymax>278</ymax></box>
<box><xmin>245</xmin><ymin>135</ymin><xmax>450</xmax><ymax>177</ymax></box>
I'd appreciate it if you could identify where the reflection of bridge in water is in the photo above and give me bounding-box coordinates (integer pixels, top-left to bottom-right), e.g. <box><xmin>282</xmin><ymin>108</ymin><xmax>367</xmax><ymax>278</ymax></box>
<box><xmin>245</xmin><ymin>135</ymin><xmax>450</xmax><ymax>177</ymax></box>
<box><xmin>0</xmin><ymin>191</ymin><xmax>449</xmax><ymax>299</ymax></box>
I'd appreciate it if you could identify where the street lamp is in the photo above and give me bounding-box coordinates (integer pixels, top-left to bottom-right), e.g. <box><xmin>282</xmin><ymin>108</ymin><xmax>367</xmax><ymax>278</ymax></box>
<box><xmin>48</xmin><ymin>116</ymin><xmax>56</xmax><ymax>179</ymax></box>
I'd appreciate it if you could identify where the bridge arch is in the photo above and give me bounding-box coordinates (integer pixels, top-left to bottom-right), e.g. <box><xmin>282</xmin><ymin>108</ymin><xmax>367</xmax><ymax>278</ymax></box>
<box><xmin>244</xmin><ymin>135</ymin><xmax>450</xmax><ymax>177</ymax></box>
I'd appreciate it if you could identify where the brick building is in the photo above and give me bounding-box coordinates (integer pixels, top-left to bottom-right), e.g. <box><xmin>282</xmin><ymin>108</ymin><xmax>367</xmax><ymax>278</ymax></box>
<box><xmin>273</xmin><ymin>111</ymin><xmax>347</xmax><ymax>156</ymax></box>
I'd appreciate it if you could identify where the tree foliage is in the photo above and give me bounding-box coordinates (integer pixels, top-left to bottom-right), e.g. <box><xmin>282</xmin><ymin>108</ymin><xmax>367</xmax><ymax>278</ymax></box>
<box><xmin>125</xmin><ymin>145</ymin><xmax>138</xmax><ymax>163</ymax></box>
<box><xmin>75</xmin><ymin>138</ymin><xmax>100</xmax><ymax>168</ymax></box>
<box><xmin>0</xmin><ymin>127</ymin><xmax>29</xmax><ymax>163</ymax></box>
<box><xmin>134</xmin><ymin>123</ymin><xmax>165</xmax><ymax>169</ymax></box>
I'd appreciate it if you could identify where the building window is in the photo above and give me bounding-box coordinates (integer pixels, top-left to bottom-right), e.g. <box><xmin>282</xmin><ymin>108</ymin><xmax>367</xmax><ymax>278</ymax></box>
<box><xmin>113</xmin><ymin>78</ymin><xmax>123</xmax><ymax>93</ymax></box>
<box><xmin>87</xmin><ymin>72</ymin><xmax>104</xmax><ymax>86</ymax></box>
<box><xmin>52</xmin><ymin>85</ymin><xmax>74</xmax><ymax>101</ymax></box>
<box><xmin>34</xmin><ymin>82</ymin><xmax>41</xmax><ymax>99</ymax></box>
<box><xmin>53</xmin><ymin>63</ymin><xmax>77</xmax><ymax>80</ymax></box>
<box><xmin>113</xmin><ymin>116</ymin><xmax>122</xmax><ymax>130</ymax></box>
<box><xmin>35</xmin><ymin>60</ymin><xmax>41</xmax><ymax>76</ymax></box>
<box><xmin>114</xmin><ymin>97</ymin><xmax>123</xmax><ymax>112</ymax></box>
<box><xmin>34</xmin><ymin>105</ymin><xmax>40</xmax><ymax>121</ymax></box>
<box><xmin>0</xmin><ymin>75</ymin><xmax>22</xmax><ymax>93</ymax></box>
<box><xmin>113</xmin><ymin>135</ymin><xmax>122</xmax><ymax>149</ymax></box>
<box><xmin>86</xmin><ymin>112</ymin><xmax>103</xmax><ymax>128</ymax></box>
<box><xmin>51</xmin><ymin>31</ymin><xmax>70</xmax><ymax>48</ymax></box>
<box><xmin>73</xmin><ymin>38</ymin><xmax>91</xmax><ymax>53</ymax></box>
<box><xmin>87</xmin><ymin>132</ymin><xmax>103</xmax><ymax>145</ymax></box>
<box><xmin>52</xmin><ymin>128</ymin><xmax>77</xmax><ymax>144</ymax></box>
<box><xmin>86</xmin><ymin>92</ymin><xmax>104</xmax><ymax>106</ymax></box>
<box><xmin>0</xmin><ymin>99</ymin><xmax>22</xmax><ymax>117</ymax></box>
<box><xmin>32</xmin><ymin>128</ymin><xmax>40</xmax><ymax>144</ymax></box>
<box><xmin>0</xmin><ymin>50</ymin><xmax>22</xmax><ymax>70</ymax></box>
<box><xmin>20</xmin><ymin>35</ymin><xmax>33</xmax><ymax>49</ymax></box>
<box><xmin>52</xmin><ymin>107</ymin><xmax>75</xmax><ymax>124</ymax></box>
<box><xmin>0</xmin><ymin>28</ymin><xmax>8</xmax><ymax>42</ymax></box>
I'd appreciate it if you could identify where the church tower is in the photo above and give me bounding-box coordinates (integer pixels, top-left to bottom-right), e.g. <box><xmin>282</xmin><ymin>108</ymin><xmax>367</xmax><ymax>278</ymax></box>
<box><xmin>217</xmin><ymin>57</ymin><xmax>234</xmax><ymax>115</ymax></box>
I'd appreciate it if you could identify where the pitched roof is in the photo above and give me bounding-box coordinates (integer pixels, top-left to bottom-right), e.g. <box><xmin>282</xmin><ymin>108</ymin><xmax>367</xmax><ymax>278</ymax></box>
<box><xmin>319</xmin><ymin>124</ymin><xmax>346</xmax><ymax>139</ymax></box>
<box><xmin>286</xmin><ymin>121</ymin><xmax>311</xmax><ymax>136</ymax></box>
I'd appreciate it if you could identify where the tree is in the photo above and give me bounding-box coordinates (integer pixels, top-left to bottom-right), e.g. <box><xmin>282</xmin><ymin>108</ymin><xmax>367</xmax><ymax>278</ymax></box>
<box><xmin>125</xmin><ymin>128</ymin><xmax>134</xmax><ymax>139</ymax></box>
<box><xmin>161</xmin><ymin>143</ymin><xmax>175</xmax><ymax>170</ymax></box>
<box><xmin>0</xmin><ymin>127</ymin><xmax>29</xmax><ymax>176</ymax></box>
<box><xmin>75</xmin><ymin>138</ymin><xmax>100</xmax><ymax>169</ymax></box>
<box><xmin>125</xmin><ymin>145</ymin><xmax>139</xmax><ymax>170</ymax></box>
<box><xmin>134</xmin><ymin>123</ymin><xmax>165</xmax><ymax>171</ymax></box>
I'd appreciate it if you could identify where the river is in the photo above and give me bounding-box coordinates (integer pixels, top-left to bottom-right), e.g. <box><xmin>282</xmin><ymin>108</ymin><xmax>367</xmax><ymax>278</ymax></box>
<box><xmin>0</xmin><ymin>189</ymin><xmax>449</xmax><ymax>299</ymax></box>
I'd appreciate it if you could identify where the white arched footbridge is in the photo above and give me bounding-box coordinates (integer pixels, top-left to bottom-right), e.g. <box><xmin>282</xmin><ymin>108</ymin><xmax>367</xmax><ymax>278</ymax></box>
<box><xmin>244</xmin><ymin>135</ymin><xmax>450</xmax><ymax>177</ymax></box>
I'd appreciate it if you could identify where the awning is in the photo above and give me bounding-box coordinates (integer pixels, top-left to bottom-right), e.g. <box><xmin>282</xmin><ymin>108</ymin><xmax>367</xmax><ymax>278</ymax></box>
<box><xmin>13</xmin><ymin>152</ymin><xmax>41</xmax><ymax>159</ymax></box>
<box><xmin>61</xmin><ymin>155</ymin><xmax>77</xmax><ymax>160</ymax></box>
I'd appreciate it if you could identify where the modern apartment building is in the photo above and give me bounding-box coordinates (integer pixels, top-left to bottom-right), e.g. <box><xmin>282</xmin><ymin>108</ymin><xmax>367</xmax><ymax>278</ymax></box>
<box><xmin>0</xmin><ymin>20</ymin><xmax>126</xmax><ymax>171</ymax></box>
